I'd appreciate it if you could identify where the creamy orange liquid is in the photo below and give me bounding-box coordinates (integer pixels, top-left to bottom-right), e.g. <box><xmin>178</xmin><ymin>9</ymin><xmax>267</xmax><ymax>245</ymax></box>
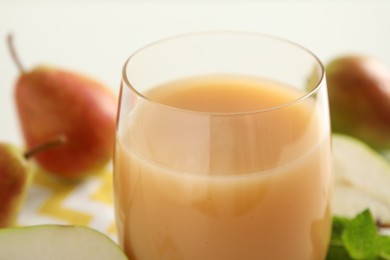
<box><xmin>115</xmin><ymin>75</ymin><xmax>333</xmax><ymax>260</ymax></box>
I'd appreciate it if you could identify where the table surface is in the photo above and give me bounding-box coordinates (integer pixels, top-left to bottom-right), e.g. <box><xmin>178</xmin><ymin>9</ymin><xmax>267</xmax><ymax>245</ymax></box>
<box><xmin>1</xmin><ymin>0</ymin><xmax>390</xmax><ymax>241</ymax></box>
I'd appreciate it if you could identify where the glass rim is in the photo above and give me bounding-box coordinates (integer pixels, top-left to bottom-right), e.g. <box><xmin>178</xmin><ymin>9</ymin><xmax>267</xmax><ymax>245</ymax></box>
<box><xmin>122</xmin><ymin>30</ymin><xmax>326</xmax><ymax>116</ymax></box>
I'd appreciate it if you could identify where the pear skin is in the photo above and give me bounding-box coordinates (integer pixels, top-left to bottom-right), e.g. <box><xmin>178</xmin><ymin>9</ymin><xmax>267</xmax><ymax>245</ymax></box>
<box><xmin>0</xmin><ymin>143</ymin><xmax>31</xmax><ymax>227</ymax></box>
<box><xmin>15</xmin><ymin>67</ymin><xmax>117</xmax><ymax>180</ymax></box>
<box><xmin>326</xmin><ymin>55</ymin><xmax>390</xmax><ymax>150</ymax></box>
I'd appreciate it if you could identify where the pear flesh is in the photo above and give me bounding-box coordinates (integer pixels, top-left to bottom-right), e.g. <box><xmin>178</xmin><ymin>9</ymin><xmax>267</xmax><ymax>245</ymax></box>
<box><xmin>0</xmin><ymin>143</ymin><xmax>31</xmax><ymax>227</ymax></box>
<box><xmin>332</xmin><ymin>134</ymin><xmax>390</xmax><ymax>225</ymax></box>
<box><xmin>0</xmin><ymin>225</ymin><xmax>127</xmax><ymax>260</ymax></box>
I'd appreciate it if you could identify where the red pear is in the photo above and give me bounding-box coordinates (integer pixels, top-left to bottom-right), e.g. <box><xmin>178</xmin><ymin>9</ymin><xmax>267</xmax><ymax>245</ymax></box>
<box><xmin>8</xmin><ymin>35</ymin><xmax>117</xmax><ymax>180</ymax></box>
<box><xmin>326</xmin><ymin>55</ymin><xmax>390</xmax><ymax>150</ymax></box>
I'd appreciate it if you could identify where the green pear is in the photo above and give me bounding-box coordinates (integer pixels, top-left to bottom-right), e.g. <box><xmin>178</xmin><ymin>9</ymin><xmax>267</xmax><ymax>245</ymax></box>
<box><xmin>0</xmin><ymin>225</ymin><xmax>128</xmax><ymax>260</ymax></box>
<box><xmin>0</xmin><ymin>137</ymin><xmax>65</xmax><ymax>227</ymax></box>
<box><xmin>0</xmin><ymin>143</ymin><xmax>31</xmax><ymax>227</ymax></box>
<box><xmin>332</xmin><ymin>133</ymin><xmax>390</xmax><ymax>227</ymax></box>
<box><xmin>7</xmin><ymin>35</ymin><xmax>117</xmax><ymax>180</ymax></box>
<box><xmin>326</xmin><ymin>55</ymin><xmax>390</xmax><ymax>150</ymax></box>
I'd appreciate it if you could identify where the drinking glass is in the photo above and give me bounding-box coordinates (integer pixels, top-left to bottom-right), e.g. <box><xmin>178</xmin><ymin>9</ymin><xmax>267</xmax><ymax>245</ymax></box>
<box><xmin>114</xmin><ymin>31</ymin><xmax>333</xmax><ymax>260</ymax></box>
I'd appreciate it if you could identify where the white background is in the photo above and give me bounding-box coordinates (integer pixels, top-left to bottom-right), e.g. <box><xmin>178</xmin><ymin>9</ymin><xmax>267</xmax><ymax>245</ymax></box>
<box><xmin>1</xmin><ymin>0</ymin><xmax>390</xmax><ymax>145</ymax></box>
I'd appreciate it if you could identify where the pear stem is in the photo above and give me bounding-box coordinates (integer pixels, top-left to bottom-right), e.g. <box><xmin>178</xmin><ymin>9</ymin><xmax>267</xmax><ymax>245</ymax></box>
<box><xmin>377</xmin><ymin>221</ymin><xmax>390</xmax><ymax>229</ymax></box>
<box><xmin>24</xmin><ymin>135</ymin><xmax>67</xmax><ymax>159</ymax></box>
<box><xmin>7</xmin><ymin>33</ymin><xmax>26</xmax><ymax>74</ymax></box>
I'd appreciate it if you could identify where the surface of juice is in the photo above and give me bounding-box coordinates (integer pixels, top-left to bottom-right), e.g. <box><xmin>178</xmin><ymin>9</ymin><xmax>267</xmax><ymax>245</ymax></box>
<box><xmin>115</xmin><ymin>75</ymin><xmax>332</xmax><ymax>260</ymax></box>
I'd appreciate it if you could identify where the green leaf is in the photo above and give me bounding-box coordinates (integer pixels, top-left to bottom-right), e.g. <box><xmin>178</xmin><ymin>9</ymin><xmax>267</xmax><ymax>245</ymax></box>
<box><xmin>326</xmin><ymin>216</ymin><xmax>353</xmax><ymax>260</ymax></box>
<box><xmin>378</xmin><ymin>235</ymin><xmax>390</xmax><ymax>259</ymax></box>
<box><xmin>341</xmin><ymin>209</ymin><xmax>379</xmax><ymax>259</ymax></box>
<box><xmin>331</xmin><ymin>216</ymin><xmax>350</xmax><ymax>240</ymax></box>
<box><xmin>326</xmin><ymin>243</ymin><xmax>353</xmax><ymax>260</ymax></box>
<box><xmin>327</xmin><ymin>209</ymin><xmax>390</xmax><ymax>259</ymax></box>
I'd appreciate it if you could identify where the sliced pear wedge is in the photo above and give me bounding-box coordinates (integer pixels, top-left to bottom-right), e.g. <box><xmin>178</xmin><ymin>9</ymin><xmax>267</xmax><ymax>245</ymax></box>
<box><xmin>333</xmin><ymin>134</ymin><xmax>390</xmax><ymax>225</ymax></box>
<box><xmin>0</xmin><ymin>225</ymin><xmax>127</xmax><ymax>260</ymax></box>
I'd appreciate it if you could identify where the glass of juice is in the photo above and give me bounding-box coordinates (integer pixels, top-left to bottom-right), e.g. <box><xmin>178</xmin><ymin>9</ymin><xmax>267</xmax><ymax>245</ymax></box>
<box><xmin>114</xmin><ymin>31</ymin><xmax>333</xmax><ymax>260</ymax></box>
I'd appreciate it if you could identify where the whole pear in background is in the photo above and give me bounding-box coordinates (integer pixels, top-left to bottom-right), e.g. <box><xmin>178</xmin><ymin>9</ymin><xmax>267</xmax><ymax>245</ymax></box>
<box><xmin>326</xmin><ymin>55</ymin><xmax>390</xmax><ymax>150</ymax></box>
<box><xmin>0</xmin><ymin>142</ymin><xmax>31</xmax><ymax>227</ymax></box>
<box><xmin>8</xmin><ymin>35</ymin><xmax>117</xmax><ymax>180</ymax></box>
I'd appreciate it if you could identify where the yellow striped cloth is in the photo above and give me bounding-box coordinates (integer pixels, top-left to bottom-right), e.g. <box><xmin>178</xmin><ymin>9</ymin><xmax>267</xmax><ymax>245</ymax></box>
<box><xmin>18</xmin><ymin>166</ymin><xmax>117</xmax><ymax>242</ymax></box>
